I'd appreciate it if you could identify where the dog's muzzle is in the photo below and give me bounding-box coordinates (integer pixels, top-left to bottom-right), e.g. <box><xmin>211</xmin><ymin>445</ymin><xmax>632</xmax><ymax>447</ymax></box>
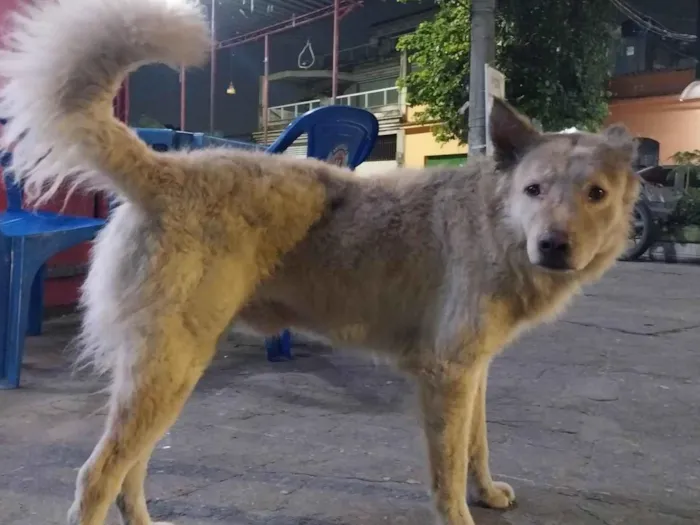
<box><xmin>536</xmin><ymin>231</ymin><xmax>572</xmax><ymax>271</ymax></box>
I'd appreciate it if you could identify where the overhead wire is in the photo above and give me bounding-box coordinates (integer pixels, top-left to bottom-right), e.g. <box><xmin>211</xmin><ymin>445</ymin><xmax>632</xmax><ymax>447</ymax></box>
<box><xmin>609</xmin><ymin>0</ymin><xmax>696</xmax><ymax>42</ymax></box>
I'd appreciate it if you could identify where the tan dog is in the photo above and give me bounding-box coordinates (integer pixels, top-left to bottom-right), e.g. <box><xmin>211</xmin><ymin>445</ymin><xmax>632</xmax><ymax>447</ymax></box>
<box><xmin>0</xmin><ymin>1</ymin><xmax>640</xmax><ymax>524</ymax></box>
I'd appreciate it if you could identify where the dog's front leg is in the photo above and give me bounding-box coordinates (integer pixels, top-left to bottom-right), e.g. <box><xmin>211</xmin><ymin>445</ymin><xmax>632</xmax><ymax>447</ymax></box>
<box><xmin>417</xmin><ymin>365</ymin><xmax>482</xmax><ymax>525</ymax></box>
<box><xmin>467</xmin><ymin>362</ymin><xmax>516</xmax><ymax>510</ymax></box>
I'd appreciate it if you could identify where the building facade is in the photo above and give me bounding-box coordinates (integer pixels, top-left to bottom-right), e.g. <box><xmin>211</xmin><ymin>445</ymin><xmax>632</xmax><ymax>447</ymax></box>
<box><xmin>608</xmin><ymin>69</ymin><xmax>700</xmax><ymax>164</ymax></box>
<box><xmin>250</xmin><ymin>5</ymin><xmax>471</xmax><ymax>172</ymax></box>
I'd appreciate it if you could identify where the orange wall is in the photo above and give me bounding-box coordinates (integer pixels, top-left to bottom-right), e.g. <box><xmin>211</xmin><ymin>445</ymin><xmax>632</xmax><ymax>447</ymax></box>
<box><xmin>607</xmin><ymin>96</ymin><xmax>700</xmax><ymax>163</ymax></box>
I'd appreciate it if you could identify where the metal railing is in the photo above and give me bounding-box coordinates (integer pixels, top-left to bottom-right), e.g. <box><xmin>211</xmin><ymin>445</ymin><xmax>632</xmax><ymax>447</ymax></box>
<box><xmin>267</xmin><ymin>86</ymin><xmax>401</xmax><ymax>125</ymax></box>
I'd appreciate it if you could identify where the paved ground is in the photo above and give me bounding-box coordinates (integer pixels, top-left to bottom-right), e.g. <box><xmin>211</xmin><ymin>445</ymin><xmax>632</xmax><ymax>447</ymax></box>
<box><xmin>1</xmin><ymin>262</ymin><xmax>699</xmax><ymax>525</ymax></box>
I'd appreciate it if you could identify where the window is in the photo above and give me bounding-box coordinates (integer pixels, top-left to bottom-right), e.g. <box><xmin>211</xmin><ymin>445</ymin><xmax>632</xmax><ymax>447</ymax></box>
<box><xmin>367</xmin><ymin>134</ymin><xmax>397</xmax><ymax>162</ymax></box>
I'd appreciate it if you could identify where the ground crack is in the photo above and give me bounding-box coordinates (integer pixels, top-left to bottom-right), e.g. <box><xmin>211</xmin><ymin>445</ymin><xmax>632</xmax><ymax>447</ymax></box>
<box><xmin>563</xmin><ymin>320</ymin><xmax>700</xmax><ymax>337</ymax></box>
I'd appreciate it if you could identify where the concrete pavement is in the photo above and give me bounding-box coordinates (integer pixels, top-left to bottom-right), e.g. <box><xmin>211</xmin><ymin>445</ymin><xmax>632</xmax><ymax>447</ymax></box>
<box><xmin>1</xmin><ymin>262</ymin><xmax>699</xmax><ymax>524</ymax></box>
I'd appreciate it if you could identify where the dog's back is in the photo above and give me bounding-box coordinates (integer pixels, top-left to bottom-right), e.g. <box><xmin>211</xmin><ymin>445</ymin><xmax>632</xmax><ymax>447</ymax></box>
<box><xmin>239</xmin><ymin>159</ymin><xmax>515</xmax><ymax>357</ymax></box>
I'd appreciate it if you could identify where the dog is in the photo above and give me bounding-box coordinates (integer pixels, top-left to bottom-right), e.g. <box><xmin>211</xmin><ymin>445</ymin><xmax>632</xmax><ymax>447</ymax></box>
<box><xmin>0</xmin><ymin>1</ymin><xmax>640</xmax><ymax>524</ymax></box>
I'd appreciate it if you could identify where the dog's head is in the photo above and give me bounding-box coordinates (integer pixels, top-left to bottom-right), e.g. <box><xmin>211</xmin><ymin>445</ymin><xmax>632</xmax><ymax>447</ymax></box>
<box><xmin>490</xmin><ymin>98</ymin><xmax>640</xmax><ymax>273</ymax></box>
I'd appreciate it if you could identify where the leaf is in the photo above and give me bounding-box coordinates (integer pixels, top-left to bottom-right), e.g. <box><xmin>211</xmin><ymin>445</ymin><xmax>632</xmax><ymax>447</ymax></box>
<box><xmin>398</xmin><ymin>0</ymin><xmax>616</xmax><ymax>141</ymax></box>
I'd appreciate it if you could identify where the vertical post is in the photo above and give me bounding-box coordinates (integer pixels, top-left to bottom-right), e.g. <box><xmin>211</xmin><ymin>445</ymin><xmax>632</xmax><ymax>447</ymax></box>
<box><xmin>483</xmin><ymin>65</ymin><xmax>505</xmax><ymax>157</ymax></box>
<box><xmin>696</xmin><ymin>0</ymin><xmax>700</xmax><ymax>81</ymax></box>
<box><xmin>263</xmin><ymin>34</ymin><xmax>270</xmax><ymax>146</ymax></box>
<box><xmin>123</xmin><ymin>75</ymin><xmax>130</xmax><ymax>124</ymax></box>
<box><xmin>331</xmin><ymin>0</ymin><xmax>340</xmax><ymax>104</ymax></box>
<box><xmin>399</xmin><ymin>48</ymin><xmax>408</xmax><ymax>112</ymax></box>
<box><xmin>180</xmin><ymin>65</ymin><xmax>187</xmax><ymax>131</ymax></box>
<box><xmin>113</xmin><ymin>79</ymin><xmax>130</xmax><ymax>123</ymax></box>
<box><xmin>679</xmin><ymin>0</ymin><xmax>700</xmax><ymax>100</ymax></box>
<box><xmin>209</xmin><ymin>0</ymin><xmax>217</xmax><ymax>134</ymax></box>
<box><xmin>467</xmin><ymin>0</ymin><xmax>495</xmax><ymax>154</ymax></box>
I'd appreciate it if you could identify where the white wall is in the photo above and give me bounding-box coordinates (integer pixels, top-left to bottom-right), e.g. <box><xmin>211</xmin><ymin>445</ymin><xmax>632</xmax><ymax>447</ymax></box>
<box><xmin>354</xmin><ymin>160</ymin><xmax>398</xmax><ymax>176</ymax></box>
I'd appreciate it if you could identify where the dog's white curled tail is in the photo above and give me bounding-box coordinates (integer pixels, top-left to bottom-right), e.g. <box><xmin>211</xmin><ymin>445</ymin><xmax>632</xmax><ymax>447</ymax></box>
<box><xmin>0</xmin><ymin>0</ymin><xmax>211</xmax><ymax>205</ymax></box>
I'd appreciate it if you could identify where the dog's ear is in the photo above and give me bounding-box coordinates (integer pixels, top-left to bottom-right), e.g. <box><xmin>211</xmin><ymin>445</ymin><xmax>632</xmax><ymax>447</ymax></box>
<box><xmin>601</xmin><ymin>123</ymin><xmax>638</xmax><ymax>167</ymax></box>
<box><xmin>489</xmin><ymin>97</ymin><xmax>541</xmax><ymax>170</ymax></box>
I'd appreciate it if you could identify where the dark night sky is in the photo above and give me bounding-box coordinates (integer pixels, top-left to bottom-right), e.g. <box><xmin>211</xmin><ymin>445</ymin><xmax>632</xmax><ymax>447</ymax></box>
<box><xmin>629</xmin><ymin>0</ymin><xmax>695</xmax><ymax>34</ymax></box>
<box><xmin>127</xmin><ymin>0</ymin><xmax>695</xmax><ymax>139</ymax></box>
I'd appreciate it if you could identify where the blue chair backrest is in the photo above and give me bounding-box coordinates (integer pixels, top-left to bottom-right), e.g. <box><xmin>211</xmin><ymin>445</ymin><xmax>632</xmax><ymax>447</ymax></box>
<box><xmin>134</xmin><ymin>128</ymin><xmax>177</xmax><ymax>152</ymax></box>
<box><xmin>190</xmin><ymin>133</ymin><xmax>264</xmax><ymax>152</ymax></box>
<box><xmin>267</xmin><ymin>105</ymin><xmax>379</xmax><ymax>169</ymax></box>
<box><xmin>134</xmin><ymin>128</ymin><xmax>264</xmax><ymax>153</ymax></box>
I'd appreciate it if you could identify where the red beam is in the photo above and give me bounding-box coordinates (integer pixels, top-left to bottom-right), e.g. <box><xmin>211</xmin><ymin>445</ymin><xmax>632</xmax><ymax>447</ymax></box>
<box><xmin>209</xmin><ymin>0</ymin><xmax>217</xmax><ymax>133</ymax></box>
<box><xmin>218</xmin><ymin>0</ymin><xmax>362</xmax><ymax>50</ymax></box>
<box><xmin>263</xmin><ymin>34</ymin><xmax>270</xmax><ymax>145</ymax></box>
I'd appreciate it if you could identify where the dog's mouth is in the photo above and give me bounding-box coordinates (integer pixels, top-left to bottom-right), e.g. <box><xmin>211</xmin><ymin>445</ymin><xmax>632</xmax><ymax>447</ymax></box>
<box><xmin>533</xmin><ymin>259</ymin><xmax>576</xmax><ymax>273</ymax></box>
<box><xmin>536</xmin><ymin>260</ymin><xmax>573</xmax><ymax>272</ymax></box>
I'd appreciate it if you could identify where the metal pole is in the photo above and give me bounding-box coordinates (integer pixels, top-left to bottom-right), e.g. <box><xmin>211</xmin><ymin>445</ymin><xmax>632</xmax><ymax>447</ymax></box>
<box><xmin>124</xmin><ymin>75</ymin><xmax>130</xmax><ymax>124</ymax></box>
<box><xmin>263</xmin><ymin>34</ymin><xmax>270</xmax><ymax>146</ymax></box>
<box><xmin>121</xmin><ymin>76</ymin><xmax>131</xmax><ymax>124</ymax></box>
<box><xmin>180</xmin><ymin>65</ymin><xmax>187</xmax><ymax>131</ymax></box>
<box><xmin>696</xmin><ymin>0</ymin><xmax>700</xmax><ymax>80</ymax></box>
<box><xmin>467</xmin><ymin>0</ymin><xmax>495</xmax><ymax>154</ymax></box>
<box><xmin>209</xmin><ymin>0</ymin><xmax>217</xmax><ymax>134</ymax></box>
<box><xmin>331</xmin><ymin>0</ymin><xmax>340</xmax><ymax>103</ymax></box>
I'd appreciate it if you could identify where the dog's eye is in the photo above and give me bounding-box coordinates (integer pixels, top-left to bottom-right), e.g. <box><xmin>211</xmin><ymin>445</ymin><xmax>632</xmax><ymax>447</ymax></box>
<box><xmin>524</xmin><ymin>184</ymin><xmax>541</xmax><ymax>197</ymax></box>
<box><xmin>588</xmin><ymin>186</ymin><xmax>606</xmax><ymax>202</ymax></box>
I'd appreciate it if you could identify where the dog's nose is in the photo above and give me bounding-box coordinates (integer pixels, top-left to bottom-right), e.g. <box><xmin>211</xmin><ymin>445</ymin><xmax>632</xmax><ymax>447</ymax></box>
<box><xmin>537</xmin><ymin>232</ymin><xmax>571</xmax><ymax>270</ymax></box>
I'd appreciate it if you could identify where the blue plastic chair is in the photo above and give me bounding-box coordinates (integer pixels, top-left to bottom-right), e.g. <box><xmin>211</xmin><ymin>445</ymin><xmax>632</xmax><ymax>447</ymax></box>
<box><xmin>263</xmin><ymin>105</ymin><xmax>379</xmax><ymax>362</ymax></box>
<box><xmin>0</xmin><ymin>127</ymin><xmax>263</xmax><ymax>389</ymax></box>
<box><xmin>133</xmin><ymin>128</ymin><xmax>265</xmax><ymax>154</ymax></box>
<box><xmin>0</xmin><ymin>152</ymin><xmax>105</xmax><ymax>389</ymax></box>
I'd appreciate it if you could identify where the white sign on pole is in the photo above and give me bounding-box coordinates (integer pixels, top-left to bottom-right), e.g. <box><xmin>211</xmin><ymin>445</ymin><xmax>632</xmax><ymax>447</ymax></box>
<box><xmin>484</xmin><ymin>64</ymin><xmax>506</xmax><ymax>157</ymax></box>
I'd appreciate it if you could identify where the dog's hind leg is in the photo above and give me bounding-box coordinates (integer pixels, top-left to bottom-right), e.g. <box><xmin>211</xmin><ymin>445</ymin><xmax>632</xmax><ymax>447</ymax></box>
<box><xmin>116</xmin><ymin>455</ymin><xmax>173</xmax><ymax>525</ymax></box>
<box><xmin>115</xmin><ymin>455</ymin><xmax>150</xmax><ymax>525</ymax></box>
<box><xmin>467</xmin><ymin>362</ymin><xmax>516</xmax><ymax>510</ymax></box>
<box><xmin>67</xmin><ymin>326</ymin><xmax>215</xmax><ymax>525</ymax></box>
<box><xmin>417</xmin><ymin>364</ymin><xmax>482</xmax><ymax>525</ymax></box>
<box><xmin>68</xmin><ymin>243</ymin><xmax>269</xmax><ymax>525</ymax></box>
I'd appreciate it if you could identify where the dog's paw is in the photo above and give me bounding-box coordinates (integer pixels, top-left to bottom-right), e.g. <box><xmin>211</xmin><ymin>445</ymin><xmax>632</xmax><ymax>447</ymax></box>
<box><xmin>479</xmin><ymin>481</ymin><xmax>516</xmax><ymax>510</ymax></box>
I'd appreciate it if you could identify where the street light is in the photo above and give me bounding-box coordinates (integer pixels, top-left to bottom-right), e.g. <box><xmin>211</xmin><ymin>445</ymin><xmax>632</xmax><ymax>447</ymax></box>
<box><xmin>226</xmin><ymin>49</ymin><xmax>236</xmax><ymax>95</ymax></box>
<box><xmin>680</xmin><ymin>80</ymin><xmax>700</xmax><ymax>102</ymax></box>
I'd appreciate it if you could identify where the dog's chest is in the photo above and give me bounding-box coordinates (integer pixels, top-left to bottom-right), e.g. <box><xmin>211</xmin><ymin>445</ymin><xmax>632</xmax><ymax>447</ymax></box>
<box><xmin>476</xmin><ymin>278</ymin><xmax>578</xmax><ymax>356</ymax></box>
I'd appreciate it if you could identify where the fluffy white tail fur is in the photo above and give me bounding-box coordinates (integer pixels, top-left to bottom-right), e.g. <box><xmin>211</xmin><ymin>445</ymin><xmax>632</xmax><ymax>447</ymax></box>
<box><xmin>0</xmin><ymin>0</ymin><xmax>210</xmax><ymax>204</ymax></box>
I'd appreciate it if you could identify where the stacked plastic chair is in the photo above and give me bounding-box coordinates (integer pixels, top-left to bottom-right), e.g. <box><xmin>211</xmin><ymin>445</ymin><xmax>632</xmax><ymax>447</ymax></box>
<box><xmin>0</xmin><ymin>151</ymin><xmax>105</xmax><ymax>389</ymax></box>
<box><xmin>263</xmin><ymin>105</ymin><xmax>379</xmax><ymax>362</ymax></box>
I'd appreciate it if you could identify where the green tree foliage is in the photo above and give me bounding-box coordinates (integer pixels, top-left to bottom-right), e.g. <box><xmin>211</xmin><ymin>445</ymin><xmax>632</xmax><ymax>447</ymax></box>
<box><xmin>397</xmin><ymin>0</ymin><xmax>616</xmax><ymax>143</ymax></box>
<box><xmin>396</xmin><ymin>1</ymin><xmax>470</xmax><ymax>143</ymax></box>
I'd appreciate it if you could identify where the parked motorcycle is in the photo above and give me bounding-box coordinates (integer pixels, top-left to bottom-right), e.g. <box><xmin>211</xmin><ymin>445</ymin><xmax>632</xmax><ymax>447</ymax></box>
<box><xmin>620</xmin><ymin>165</ymin><xmax>686</xmax><ymax>261</ymax></box>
